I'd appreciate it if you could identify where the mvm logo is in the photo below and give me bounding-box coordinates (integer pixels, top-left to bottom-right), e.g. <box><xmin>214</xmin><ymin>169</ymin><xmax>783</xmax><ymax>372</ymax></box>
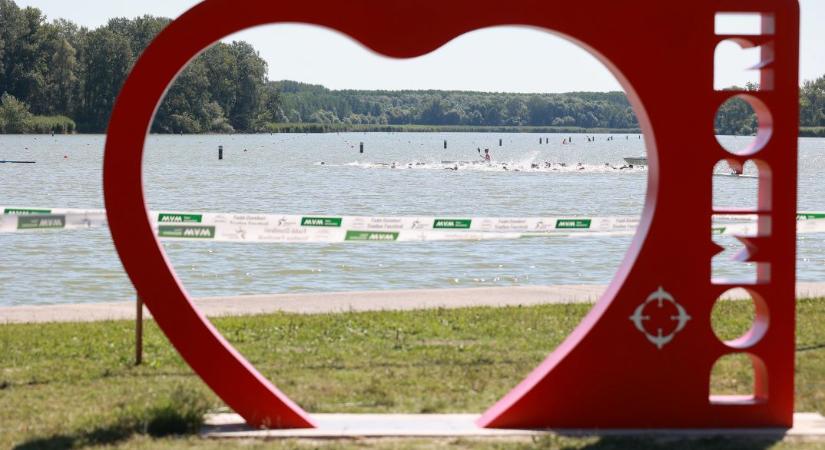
<box><xmin>158</xmin><ymin>225</ymin><xmax>216</xmax><ymax>239</ymax></box>
<box><xmin>17</xmin><ymin>215</ymin><xmax>66</xmax><ymax>229</ymax></box>
<box><xmin>301</xmin><ymin>217</ymin><xmax>342</xmax><ymax>227</ymax></box>
<box><xmin>345</xmin><ymin>231</ymin><xmax>399</xmax><ymax>241</ymax></box>
<box><xmin>158</xmin><ymin>213</ymin><xmax>203</xmax><ymax>223</ymax></box>
<box><xmin>555</xmin><ymin>219</ymin><xmax>592</xmax><ymax>229</ymax></box>
<box><xmin>433</xmin><ymin>219</ymin><xmax>472</xmax><ymax>229</ymax></box>
<box><xmin>798</xmin><ymin>213</ymin><xmax>825</xmax><ymax>220</ymax></box>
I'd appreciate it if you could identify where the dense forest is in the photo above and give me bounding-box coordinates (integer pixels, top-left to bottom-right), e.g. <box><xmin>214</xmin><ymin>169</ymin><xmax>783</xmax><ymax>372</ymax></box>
<box><xmin>272</xmin><ymin>81</ymin><xmax>638</xmax><ymax>130</ymax></box>
<box><xmin>1</xmin><ymin>0</ymin><xmax>824</xmax><ymax>136</ymax></box>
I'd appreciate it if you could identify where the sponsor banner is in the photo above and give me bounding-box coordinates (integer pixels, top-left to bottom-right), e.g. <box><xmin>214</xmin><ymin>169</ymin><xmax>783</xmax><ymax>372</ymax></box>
<box><xmin>556</xmin><ymin>219</ymin><xmax>592</xmax><ymax>229</ymax></box>
<box><xmin>0</xmin><ymin>208</ymin><xmax>107</xmax><ymax>233</ymax></box>
<box><xmin>301</xmin><ymin>216</ymin><xmax>342</xmax><ymax>227</ymax></box>
<box><xmin>158</xmin><ymin>213</ymin><xmax>203</xmax><ymax>223</ymax></box>
<box><xmin>345</xmin><ymin>230</ymin><xmax>400</xmax><ymax>241</ymax></box>
<box><xmin>158</xmin><ymin>225</ymin><xmax>216</xmax><ymax>239</ymax></box>
<box><xmin>2</xmin><ymin>207</ymin><xmax>825</xmax><ymax>242</ymax></box>
<box><xmin>17</xmin><ymin>214</ymin><xmax>66</xmax><ymax>230</ymax></box>
<box><xmin>433</xmin><ymin>218</ymin><xmax>472</xmax><ymax>229</ymax></box>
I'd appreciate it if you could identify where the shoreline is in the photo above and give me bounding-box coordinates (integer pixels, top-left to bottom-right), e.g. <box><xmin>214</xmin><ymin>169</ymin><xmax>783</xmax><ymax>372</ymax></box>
<box><xmin>3</xmin><ymin>127</ymin><xmax>822</xmax><ymax>136</ymax></box>
<box><xmin>3</xmin><ymin>283</ymin><xmax>824</xmax><ymax>324</ymax></box>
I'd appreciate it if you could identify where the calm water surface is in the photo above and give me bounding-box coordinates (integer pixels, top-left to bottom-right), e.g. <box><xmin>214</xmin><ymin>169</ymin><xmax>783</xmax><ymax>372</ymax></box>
<box><xmin>1</xmin><ymin>133</ymin><xmax>823</xmax><ymax>306</ymax></box>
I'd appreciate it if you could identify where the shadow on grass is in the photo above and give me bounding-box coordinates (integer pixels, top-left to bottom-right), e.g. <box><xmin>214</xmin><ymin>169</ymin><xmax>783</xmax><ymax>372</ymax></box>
<box><xmin>14</xmin><ymin>423</ymin><xmax>135</xmax><ymax>450</ymax></box>
<box><xmin>13</xmin><ymin>386</ymin><xmax>209</xmax><ymax>450</ymax></box>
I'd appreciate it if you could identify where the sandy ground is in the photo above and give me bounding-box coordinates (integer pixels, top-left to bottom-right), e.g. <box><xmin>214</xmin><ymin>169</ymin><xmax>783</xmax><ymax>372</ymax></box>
<box><xmin>2</xmin><ymin>283</ymin><xmax>824</xmax><ymax>324</ymax></box>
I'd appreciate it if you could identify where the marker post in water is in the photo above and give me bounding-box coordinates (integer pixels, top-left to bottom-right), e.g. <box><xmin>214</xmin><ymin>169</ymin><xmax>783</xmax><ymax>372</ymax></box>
<box><xmin>218</xmin><ymin>145</ymin><xmax>223</xmax><ymax>160</ymax></box>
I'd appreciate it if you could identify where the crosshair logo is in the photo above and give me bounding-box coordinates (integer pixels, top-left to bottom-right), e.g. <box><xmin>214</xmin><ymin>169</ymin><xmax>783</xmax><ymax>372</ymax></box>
<box><xmin>630</xmin><ymin>286</ymin><xmax>691</xmax><ymax>349</ymax></box>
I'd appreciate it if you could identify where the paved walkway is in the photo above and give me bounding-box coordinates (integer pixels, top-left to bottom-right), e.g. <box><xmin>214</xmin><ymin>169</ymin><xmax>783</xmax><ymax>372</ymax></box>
<box><xmin>2</xmin><ymin>283</ymin><xmax>825</xmax><ymax>324</ymax></box>
<box><xmin>201</xmin><ymin>412</ymin><xmax>825</xmax><ymax>440</ymax></box>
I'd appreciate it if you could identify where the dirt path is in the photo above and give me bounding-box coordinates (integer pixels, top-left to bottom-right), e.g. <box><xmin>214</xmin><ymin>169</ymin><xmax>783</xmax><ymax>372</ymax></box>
<box><xmin>2</xmin><ymin>283</ymin><xmax>824</xmax><ymax>324</ymax></box>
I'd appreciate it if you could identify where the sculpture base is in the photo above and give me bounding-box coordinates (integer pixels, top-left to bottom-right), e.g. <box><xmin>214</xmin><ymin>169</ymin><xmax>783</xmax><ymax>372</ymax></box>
<box><xmin>202</xmin><ymin>412</ymin><xmax>825</xmax><ymax>440</ymax></box>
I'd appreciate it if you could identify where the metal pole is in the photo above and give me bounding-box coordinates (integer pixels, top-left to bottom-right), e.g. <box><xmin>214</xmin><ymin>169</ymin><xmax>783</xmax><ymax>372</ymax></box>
<box><xmin>136</xmin><ymin>294</ymin><xmax>143</xmax><ymax>365</ymax></box>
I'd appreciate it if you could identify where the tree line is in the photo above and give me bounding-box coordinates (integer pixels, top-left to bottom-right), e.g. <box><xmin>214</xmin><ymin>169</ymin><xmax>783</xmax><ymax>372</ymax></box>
<box><xmin>1</xmin><ymin>0</ymin><xmax>824</xmax><ymax>135</ymax></box>
<box><xmin>0</xmin><ymin>0</ymin><xmax>268</xmax><ymax>134</ymax></box>
<box><xmin>270</xmin><ymin>80</ymin><xmax>639</xmax><ymax>130</ymax></box>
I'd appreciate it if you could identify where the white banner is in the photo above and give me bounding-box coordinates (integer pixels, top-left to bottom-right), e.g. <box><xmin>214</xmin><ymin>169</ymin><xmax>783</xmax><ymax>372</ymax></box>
<box><xmin>2</xmin><ymin>206</ymin><xmax>824</xmax><ymax>243</ymax></box>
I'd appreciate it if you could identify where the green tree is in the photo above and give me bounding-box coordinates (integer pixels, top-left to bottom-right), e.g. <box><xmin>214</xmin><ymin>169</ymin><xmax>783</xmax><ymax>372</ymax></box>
<box><xmin>78</xmin><ymin>28</ymin><xmax>132</xmax><ymax>131</ymax></box>
<box><xmin>0</xmin><ymin>92</ymin><xmax>32</xmax><ymax>132</ymax></box>
<box><xmin>45</xmin><ymin>36</ymin><xmax>78</xmax><ymax>114</ymax></box>
<box><xmin>0</xmin><ymin>2</ymin><xmax>51</xmax><ymax>112</ymax></box>
<box><xmin>227</xmin><ymin>41</ymin><xmax>266</xmax><ymax>130</ymax></box>
<box><xmin>154</xmin><ymin>58</ymin><xmax>211</xmax><ymax>133</ymax></box>
<box><xmin>105</xmin><ymin>15</ymin><xmax>169</xmax><ymax>59</ymax></box>
<box><xmin>800</xmin><ymin>75</ymin><xmax>825</xmax><ymax>127</ymax></box>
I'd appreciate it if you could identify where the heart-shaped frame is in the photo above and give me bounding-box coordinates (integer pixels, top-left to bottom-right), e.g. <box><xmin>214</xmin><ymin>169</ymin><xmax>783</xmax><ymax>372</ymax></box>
<box><xmin>103</xmin><ymin>0</ymin><xmax>799</xmax><ymax>429</ymax></box>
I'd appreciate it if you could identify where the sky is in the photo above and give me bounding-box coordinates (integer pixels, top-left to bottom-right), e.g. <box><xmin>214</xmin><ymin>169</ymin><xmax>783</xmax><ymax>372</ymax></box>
<box><xmin>16</xmin><ymin>0</ymin><xmax>825</xmax><ymax>93</ymax></box>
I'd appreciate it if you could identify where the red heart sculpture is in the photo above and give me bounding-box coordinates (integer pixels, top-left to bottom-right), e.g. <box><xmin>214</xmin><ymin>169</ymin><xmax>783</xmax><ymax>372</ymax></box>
<box><xmin>104</xmin><ymin>0</ymin><xmax>799</xmax><ymax>429</ymax></box>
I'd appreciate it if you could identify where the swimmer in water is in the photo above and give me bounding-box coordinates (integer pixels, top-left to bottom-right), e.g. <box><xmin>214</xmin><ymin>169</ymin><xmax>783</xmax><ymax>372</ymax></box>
<box><xmin>484</xmin><ymin>148</ymin><xmax>491</xmax><ymax>161</ymax></box>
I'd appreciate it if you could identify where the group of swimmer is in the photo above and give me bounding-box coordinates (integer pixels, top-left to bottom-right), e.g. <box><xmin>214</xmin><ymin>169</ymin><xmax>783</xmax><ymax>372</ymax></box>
<box><xmin>446</xmin><ymin>161</ymin><xmax>638</xmax><ymax>172</ymax></box>
<box><xmin>321</xmin><ymin>134</ymin><xmax>646</xmax><ymax>170</ymax></box>
<box><xmin>528</xmin><ymin>162</ymin><xmax>637</xmax><ymax>171</ymax></box>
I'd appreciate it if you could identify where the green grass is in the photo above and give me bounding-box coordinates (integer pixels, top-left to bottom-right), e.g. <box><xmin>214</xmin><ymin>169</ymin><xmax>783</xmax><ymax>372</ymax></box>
<box><xmin>1</xmin><ymin>300</ymin><xmax>824</xmax><ymax>449</ymax></box>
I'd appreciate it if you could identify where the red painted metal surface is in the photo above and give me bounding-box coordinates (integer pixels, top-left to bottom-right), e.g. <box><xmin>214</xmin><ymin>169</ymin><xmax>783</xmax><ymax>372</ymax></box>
<box><xmin>103</xmin><ymin>0</ymin><xmax>799</xmax><ymax>429</ymax></box>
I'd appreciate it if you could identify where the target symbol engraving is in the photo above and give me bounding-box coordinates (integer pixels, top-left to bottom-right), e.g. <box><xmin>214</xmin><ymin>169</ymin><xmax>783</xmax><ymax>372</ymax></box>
<box><xmin>630</xmin><ymin>286</ymin><xmax>691</xmax><ymax>349</ymax></box>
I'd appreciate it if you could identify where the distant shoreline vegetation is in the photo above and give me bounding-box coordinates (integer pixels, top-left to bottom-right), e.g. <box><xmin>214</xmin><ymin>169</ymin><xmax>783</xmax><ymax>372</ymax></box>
<box><xmin>258</xmin><ymin>123</ymin><xmax>643</xmax><ymax>134</ymax></box>
<box><xmin>0</xmin><ymin>0</ymin><xmax>824</xmax><ymax>136</ymax></box>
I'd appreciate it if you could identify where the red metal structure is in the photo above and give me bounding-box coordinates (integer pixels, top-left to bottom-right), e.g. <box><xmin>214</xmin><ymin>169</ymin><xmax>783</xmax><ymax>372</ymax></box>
<box><xmin>103</xmin><ymin>0</ymin><xmax>799</xmax><ymax>429</ymax></box>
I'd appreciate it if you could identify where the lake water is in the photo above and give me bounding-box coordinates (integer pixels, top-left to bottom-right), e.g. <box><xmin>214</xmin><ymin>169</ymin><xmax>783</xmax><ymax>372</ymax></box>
<box><xmin>1</xmin><ymin>133</ymin><xmax>824</xmax><ymax>306</ymax></box>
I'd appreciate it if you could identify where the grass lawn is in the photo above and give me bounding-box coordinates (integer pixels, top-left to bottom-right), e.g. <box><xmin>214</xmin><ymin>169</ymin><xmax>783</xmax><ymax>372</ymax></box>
<box><xmin>1</xmin><ymin>299</ymin><xmax>824</xmax><ymax>449</ymax></box>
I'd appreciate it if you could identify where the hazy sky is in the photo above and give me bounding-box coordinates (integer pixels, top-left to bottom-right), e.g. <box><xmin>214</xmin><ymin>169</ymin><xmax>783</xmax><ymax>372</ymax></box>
<box><xmin>16</xmin><ymin>0</ymin><xmax>825</xmax><ymax>93</ymax></box>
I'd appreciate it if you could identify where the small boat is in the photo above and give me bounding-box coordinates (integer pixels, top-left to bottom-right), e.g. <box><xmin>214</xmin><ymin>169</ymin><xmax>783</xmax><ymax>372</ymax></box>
<box><xmin>623</xmin><ymin>156</ymin><xmax>647</xmax><ymax>166</ymax></box>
